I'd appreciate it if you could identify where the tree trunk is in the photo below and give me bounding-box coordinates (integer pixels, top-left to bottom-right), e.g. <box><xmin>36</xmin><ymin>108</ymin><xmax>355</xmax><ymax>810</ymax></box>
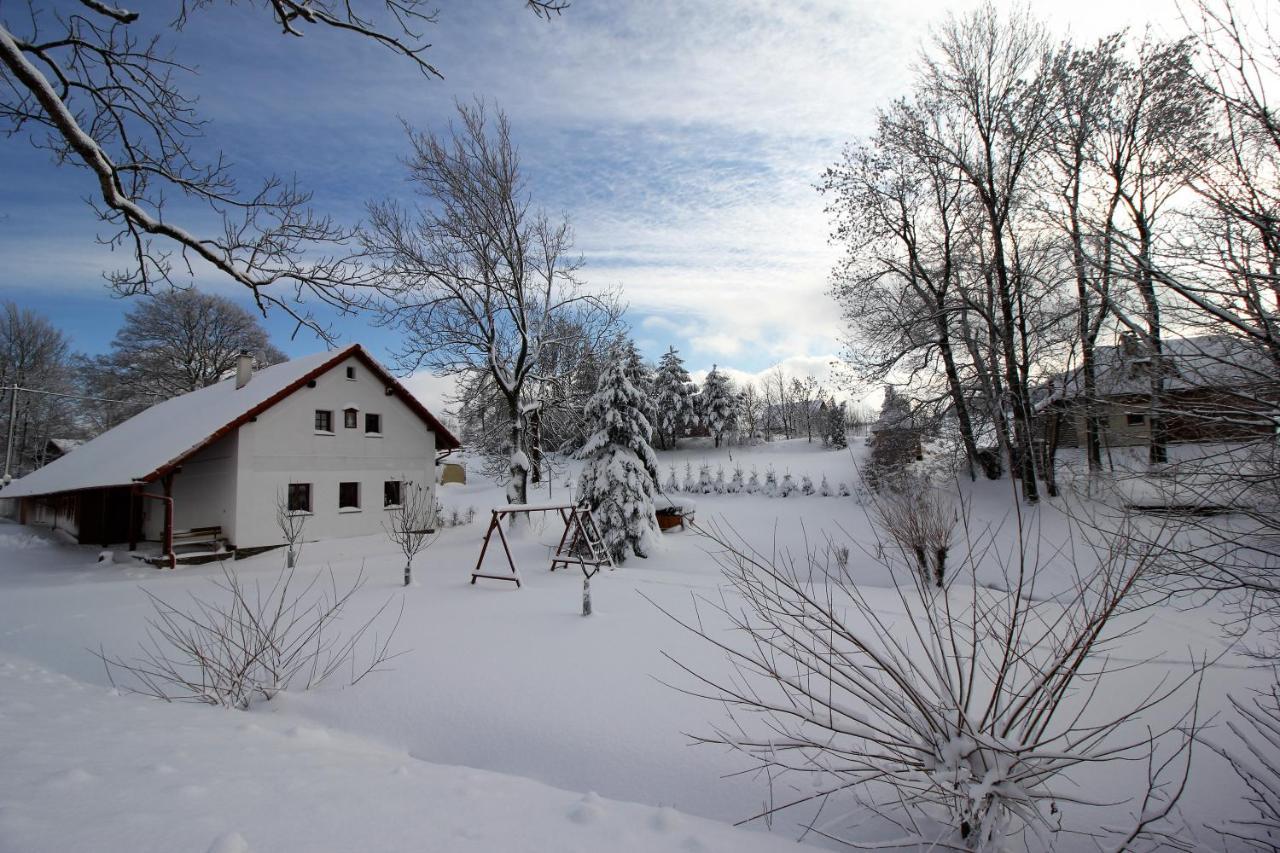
<box><xmin>582</xmin><ymin>575</ymin><xmax>592</xmax><ymax>616</ymax></box>
<box><xmin>404</xmin><ymin>560</ymin><xmax>411</xmax><ymax>587</ymax></box>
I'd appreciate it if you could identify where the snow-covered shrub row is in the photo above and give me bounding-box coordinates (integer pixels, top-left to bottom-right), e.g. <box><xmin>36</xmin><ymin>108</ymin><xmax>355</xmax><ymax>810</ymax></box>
<box><xmin>661</xmin><ymin>464</ymin><xmax>851</xmax><ymax>498</ymax></box>
<box><xmin>434</xmin><ymin>502</ymin><xmax>477</xmax><ymax>528</ymax></box>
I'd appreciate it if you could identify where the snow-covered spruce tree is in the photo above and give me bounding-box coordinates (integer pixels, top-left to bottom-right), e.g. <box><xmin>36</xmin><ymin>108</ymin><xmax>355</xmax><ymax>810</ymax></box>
<box><xmin>746</xmin><ymin>468</ymin><xmax>761</xmax><ymax>494</ymax></box>
<box><xmin>621</xmin><ymin>338</ymin><xmax>657</xmax><ymax>440</ymax></box>
<box><xmin>763</xmin><ymin>466</ymin><xmax>778</xmax><ymax>497</ymax></box>
<box><xmin>698</xmin><ymin>463</ymin><xmax>714</xmax><ymax>494</ymax></box>
<box><xmin>664</xmin><ymin>465</ymin><xmax>680</xmax><ymax>494</ymax></box>
<box><xmin>575</xmin><ymin>359</ymin><xmax>660</xmax><ymax>563</ymax></box>
<box><xmin>828</xmin><ymin>401</ymin><xmax>849</xmax><ymax>449</ymax></box>
<box><xmin>683</xmin><ymin>461</ymin><xmax>696</xmax><ymax>492</ymax></box>
<box><xmin>800</xmin><ymin>474</ymin><xmax>815</xmax><ymax>496</ymax></box>
<box><xmin>701</xmin><ymin>366</ymin><xmax>736</xmax><ymax>448</ymax></box>
<box><xmin>654</xmin><ymin>346</ymin><xmax>693</xmax><ymax>450</ymax></box>
<box><xmin>728</xmin><ymin>465</ymin><xmax>744</xmax><ymax>494</ymax></box>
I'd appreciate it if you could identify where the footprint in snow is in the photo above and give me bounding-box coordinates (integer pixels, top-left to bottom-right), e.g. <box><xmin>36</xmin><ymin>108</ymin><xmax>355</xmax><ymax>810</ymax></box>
<box><xmin>286</xmin><ymin>725</ymin><xmax>330</xmax><ymax>743</ymax></box>
<box><xmin>568</xmin><ymin>791</ymin><xmax>605</xmax><ymax>825</ymax></box>
<box><xmin>205</xmin><ymin>831</ymin><xmax>251</xmax><ymax>853</ymax></box>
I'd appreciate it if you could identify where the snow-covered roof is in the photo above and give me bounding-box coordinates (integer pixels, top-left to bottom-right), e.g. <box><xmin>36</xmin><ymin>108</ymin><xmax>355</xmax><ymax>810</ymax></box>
<box><xmin>1</xmin><ymin>345</ymin><xmax>459</xmax><ymax>499</ymax></box>
<box><xmin>1045</xmin><ymin>334</ymin><xmax>1276</xmax><ymax>405</ymax></box>
<box><xmin>45</xmin><ymin>438</ymin><xmax>83</xmax><ymax>454</ymax></box>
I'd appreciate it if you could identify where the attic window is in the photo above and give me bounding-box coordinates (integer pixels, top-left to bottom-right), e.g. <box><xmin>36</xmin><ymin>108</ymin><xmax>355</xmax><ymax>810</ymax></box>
<box><xmin>346</xmin><ymin>366</ymin><xmax>357</xmax><ymax>381</ymax></box>
<box><xmin>314</xmin><ymin>410</ymin><xmax>333</xmax><ymax>433</ymax></box>
<box><xmin>344</xmin><ymin>408</ymin><xmax>358</xmax><ymax>429</ymax></box>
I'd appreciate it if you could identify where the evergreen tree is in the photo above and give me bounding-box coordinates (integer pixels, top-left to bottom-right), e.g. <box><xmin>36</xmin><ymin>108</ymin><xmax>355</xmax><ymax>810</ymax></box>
<box><xmin>621</xmin><ymin>338</ymin><xmax>657</xmax><ymax>439</ymax></box>
<box><xmin>701</xmin><ymin>365</ymin><xmax>736</xmax><ymax>448</ymax></box>
<box><xmin>828</xmin><ymin>401</ymin><xmax>849</xmax><ymax>449</ymax></box>
<box><xmin>653</xmin><ymin>346</ymin><xmax>692</xmax><ymax>450</ymax></box>
<box><xmin>575</xmin><ymin>359</ymin><xmax>660</xmax><ymax>563</ymax></box>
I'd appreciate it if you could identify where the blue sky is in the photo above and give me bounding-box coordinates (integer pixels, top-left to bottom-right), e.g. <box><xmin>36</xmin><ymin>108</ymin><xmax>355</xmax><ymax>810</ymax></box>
<box><xmin>1</xmin><ymin>0</ymin><xmax>1181</xmax><ymax>406</ymax></box>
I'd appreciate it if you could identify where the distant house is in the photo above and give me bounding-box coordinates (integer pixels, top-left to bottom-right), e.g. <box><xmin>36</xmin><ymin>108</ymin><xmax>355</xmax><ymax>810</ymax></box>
<box><xmin>0</xmin><ymin>344</ymin><xmax>460</xmax><ymax>555</ymax></box>
<box><xmin>1040</xmin><ymin>334</ymin><xmax>1279</xmax><ymax>451</ymax></box>
<box><xmin>38</xmin><ymin>438</ymin><xmax>83</xmax><ymax>466</ymax></box>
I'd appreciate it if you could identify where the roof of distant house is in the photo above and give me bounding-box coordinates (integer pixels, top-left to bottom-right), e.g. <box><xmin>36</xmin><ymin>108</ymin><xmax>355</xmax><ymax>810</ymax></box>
<box><xmin>0</xmin><ymin>344</ymin><xmax>459</xmax><ymax>499</ymax></box>
<box><xmin>1045</xmin><ymin>334</ymin><xmax>1277</xmax><ymax>404</ymax></box>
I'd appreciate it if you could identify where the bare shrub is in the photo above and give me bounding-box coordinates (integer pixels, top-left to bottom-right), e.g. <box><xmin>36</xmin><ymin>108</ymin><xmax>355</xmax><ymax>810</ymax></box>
<box><xmin>651</xmin><ymin>513</ymin><xmax>1202</xmax><ymax>849</ymax></box>
<box><xmin>383</xmin><ymin>480</ymin><xmax>440</xmax><ymax>586</ymax></box>
<box><xmin>871</xmin><ymin>475</ymin><xmax>958</xmax><ymax>587</ymax></box>
<box><xmin>275</xmin><ymin>487</ymin><xmax>309</xmax><ymax>569</ymax></box>
<box><xmin>98</xmin><ymin>566</ymin><xmax>401</xmax><ymax>710</ymax></box>
<box><xmin>1206</xmin><ymin>681</ymin><xmax>1280</xmax><ymax>850</ymax></box>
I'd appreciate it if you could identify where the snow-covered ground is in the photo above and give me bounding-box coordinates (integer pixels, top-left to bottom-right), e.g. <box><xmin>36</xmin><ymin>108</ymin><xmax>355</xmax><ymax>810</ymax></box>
<box><xmin>0</xmin><ymin>438</ymin><xmax>1268</xmax><ymax>850</ymax></box>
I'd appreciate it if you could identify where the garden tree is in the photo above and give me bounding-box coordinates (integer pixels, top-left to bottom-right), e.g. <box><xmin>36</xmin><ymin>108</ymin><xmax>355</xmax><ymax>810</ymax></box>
<box><xmin>823</xmin><ymin>99</ymin><xmax>989</xmax><ymax>479</ymax></box>
<box><xmin>382</xmin><ymin>481</ymin><xmax>439</xmax><ymax>586</ymax></box>
<box><xmin>0</xmin><ymin>0</ymin><xmax>565</xmax><ymax>336</ymax></box>
<box><xmin>367</xmin><ymin>102</ymin><xmax>621</xmax><ymax>508</ymax></box>
<box><xmin>575</xmin><ymin>357</ymin><xmax>660</xmax><ymax>563</ymax></box>
<box><xmin>1156</xmin><ymin>0</ymin><xmax>1280</xmax><ymax>372</ymax></box>
<box><xmin>0</xmin><ymin>302</ymin><xmax>79</xmax><ymax>477</ymax></box>
<box><xmin>1091</xmin><ymin>36</ymin><xmax>1211</xmax><ymax>465</ymax></box>
<box><xmin>737</xmin><ymin>381</ymin><xmax>765</xmax><ymax>443</ymax></box>
<box><xmin>620</xmin><ymin>338</ymin><xmax>656</xmax><ymax>444</ymax></box>
<box><xmin>826</xmin><ymin>400</ymin><xmax>848</xmax><ymax>449</ymax></box>
<box><xmin>653</xmin><ymin>346</ymin><xmax>692</xmax><ymax>450</ymax></box>
<box><xmin>701</xmin><ymin>366</ymin><xmax>736</xmax><ymax>448</ymax></box>
<box><xmin>1043</xmin><ymin>35</ymin><xmax>1126</xmax><ymax>475</ymax></box>
<box><xmin>88</xmin><ymin>290</ymin><xmax>285</xmax><ymax>407</ymax></box>
<box><xmin>760</xmin><ymin>367</ymin><xmax>793</xmax><ymax>438</ymax></box>
<box><xmin>790</xmin><ymin>375</ymin><xmax>824</xmax><ymax>442</ymax></box>
<box><xmin>915</xmin><ymin>3</ymin><xmax>1059</xmax><ymax>502</ymax></box>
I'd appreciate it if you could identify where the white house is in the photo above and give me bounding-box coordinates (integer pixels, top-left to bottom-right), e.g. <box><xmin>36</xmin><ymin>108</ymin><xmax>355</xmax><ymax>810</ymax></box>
<box><xmin>0</xmin><ymin>344</ymin><xmax>460</xmax><ymax>557</ymax></box>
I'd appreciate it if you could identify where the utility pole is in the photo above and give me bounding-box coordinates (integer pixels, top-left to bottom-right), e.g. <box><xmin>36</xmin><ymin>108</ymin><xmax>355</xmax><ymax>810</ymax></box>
<box><xmin>2</xmin><ymin>385</ymin><xmax>16</xmax><ymax>485</ymax></box>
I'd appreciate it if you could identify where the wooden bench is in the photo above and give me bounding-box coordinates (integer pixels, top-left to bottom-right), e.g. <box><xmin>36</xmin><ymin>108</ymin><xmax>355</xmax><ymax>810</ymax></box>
<box><xmin>171</xmin><ymin>526</ymin><xmax>224</xmax><ymax>551</ymax></box>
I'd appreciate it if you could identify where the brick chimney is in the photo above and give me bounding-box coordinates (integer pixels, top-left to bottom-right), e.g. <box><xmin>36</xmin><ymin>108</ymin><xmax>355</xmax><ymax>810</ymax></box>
<box><xmin>235</xmin><ymin>350</ymin><xmax>253</xmax><ymax>389</ymax></box>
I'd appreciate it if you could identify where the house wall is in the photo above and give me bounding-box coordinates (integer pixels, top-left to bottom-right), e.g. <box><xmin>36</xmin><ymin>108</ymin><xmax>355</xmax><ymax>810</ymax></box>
<box><xmin>230</xmin><ymin>355</ymin><xmax>437</xmax><ymax>549</ymax></box>
<box><xmin>140</xmin><ymin>432</ymin><xmax>239</xmax><ymax>543</ymax></box>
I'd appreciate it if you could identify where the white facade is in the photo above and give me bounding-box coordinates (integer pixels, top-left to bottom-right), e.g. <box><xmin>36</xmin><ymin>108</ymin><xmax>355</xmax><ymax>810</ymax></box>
<box><xmin>136</xmin><ymin>354</ymin><xmax>439</xmax><ymax>550</ymax></box>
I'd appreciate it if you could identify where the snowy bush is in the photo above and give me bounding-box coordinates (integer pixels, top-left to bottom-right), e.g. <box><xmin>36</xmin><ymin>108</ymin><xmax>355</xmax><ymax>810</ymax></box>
<box><xmin>713</xmin><ymin>466</ymin><xmax>726</xmax><ymax>494</ymax></box>
<box><xmin>871</xmin><ymin>475</ymin><xmax>958</xmax><ymax>588</ymax></box>
<box><xmin>838</xmin><ymin>481</ymin><xmax>852</xmax><ymax>497</ymax></box>
<box><xmin>745</xmin><ymin>467</ymin><xmax>761</xmax><ymax>494</ymax></box>
<box><xmin>97</xmin><ymin>566</ymin><xmax>401</xmax><ymax>710</ymax></box>
<box><xmin>1209</xmin><ymin>682</ymin><xmax>1280</xmax><ymax>849</ymax></box>
<box><xmin>660</xmin><ymin>515</ymin><xmax>1200</xmax><ymax>850</ymax></box>
<box><xmin>727</xmin><ymin>465</ymin><xmax>744</xmax><ymax>494</ymax></box>
<box><xmin>779</xmin><ymin>471</ymin><xmax>796</xmax><ymax>498</ymax></box>
<box><xmin>763</xmin><ymin>466</ymin><xmax>778</xmax><ymax>498</ymax></box>
<box><xmin>698</xmin><ymin>463</ymin><xmax>713</xmax><ymax>495</ymax></box>
<box><xmin>819</xmin><ymin>474</ymin><xmax>833</xmax><ymax>497</ymax></box>
<box><xmin>800</xmin><ymin>474</ymin><xmax>815</xmax><ymax>496</ymax></box>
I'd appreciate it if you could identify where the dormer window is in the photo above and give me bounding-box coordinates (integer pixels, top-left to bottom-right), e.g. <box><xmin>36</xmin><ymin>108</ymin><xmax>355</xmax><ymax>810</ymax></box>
<box><xmin>344</xmin><ymin>407</ymin><xmax>358</xmax><ymax>429</ymax></box>
<box><xmin>345</xmin><ymin>366</ymin><xmax>357</xmax><ymax>381</ymax></box>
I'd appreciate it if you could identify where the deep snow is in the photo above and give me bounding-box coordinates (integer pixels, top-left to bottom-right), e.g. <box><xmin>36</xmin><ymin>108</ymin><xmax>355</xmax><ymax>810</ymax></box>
<box><xmin>0</xmin><ymin>437</ymin><xmax>1269</xmax><ymax>850</ymax></box>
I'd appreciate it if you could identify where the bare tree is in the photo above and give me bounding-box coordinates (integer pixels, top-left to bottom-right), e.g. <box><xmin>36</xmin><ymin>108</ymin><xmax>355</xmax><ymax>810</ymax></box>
<box><xmin>275</xmin><ymin>486</ymin><xmax>309</xmax><ymax>569</ymax></box>
<box><xmin>98</xmin><ymin>289</ymin><xmax>285</xmax><ymax>399</ymax></box>
<box><xmin>382</xmin><ymin>479</ymin><xmax>439</xmax><ymax>586</ymax></box>
<box><xmin>0</xmin><ymin>0</ymin><xmax>564</xmax><ymax>335</ymax></box>
<box><xmin>652</xmin><ymin>511</ymin><xmax>1202</xmax><ymax>849</ymax></box>
<box><xmin>367</xmin><ymin>101</ymin><xmax>621</xmax><ymax>508</ymax></box>
<box><xmin>98</xmin><ymin>565</ymin><xmax>402</xmax><ymax>710</ymax></box>
<box><xmin>0</xmin><ymin>301</ymin><xmax>79</xmax><ymax>477</ymax></box>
